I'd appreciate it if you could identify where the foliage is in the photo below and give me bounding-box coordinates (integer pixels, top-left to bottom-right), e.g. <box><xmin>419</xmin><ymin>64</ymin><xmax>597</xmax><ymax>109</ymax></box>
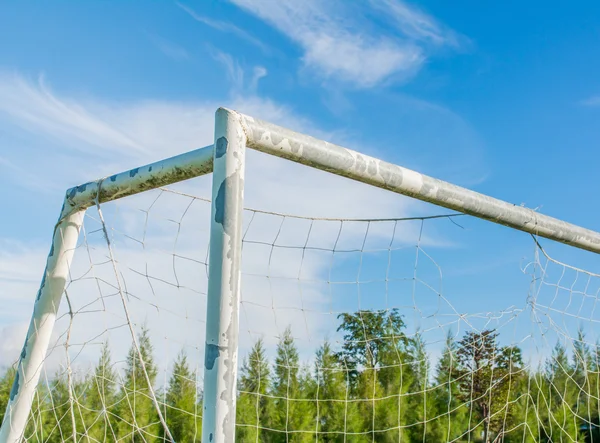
<box><xmin>118</xmin><ymin>325</ymin><xmax>160</xmax><ymax>442</ymax></box>
<box><xmin>236</xmin><ymin>338</ymin><xmax>271</xmax><ymax>442</ymax></box>
<box><xmin>85</xmin><ymin>341</ymin><xmax>119</xmax><ymax>441</ymax></box>
<box><xmin>2</xmin><ymin>312</ymin><xmax>599</xmax><ymax>442</ymax></box>
<box><xmin>455</xmin><ymin>329</ymin><xmax>525</xmax><ymax>443</ymax></box>
<box><xmin>165</xmin><ymin>350</ymin><xmax>200</xmax><ymax>442</ymax></box>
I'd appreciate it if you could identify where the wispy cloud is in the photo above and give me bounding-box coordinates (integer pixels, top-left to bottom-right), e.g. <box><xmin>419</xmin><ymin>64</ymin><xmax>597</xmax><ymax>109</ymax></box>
<box><xmin>210</xmin><ymin>48</ymin><xmax>267</xmax><ymax>95</ymax></box>
<box><xmin>176</xmin><ymin>2</ymin><xmax>270</xmax><ymax>54</ymax></box>
<box><xmin>369</xmin><ymin>0</ymin><xmax>465</xmax><ymax>48</ymax></box>
<box><xmin>229</xmin><ymin>0</ymin><xmax>465</xmax><ymax>88</ymax></box>
<box><xmin>210</xmin><ymin>49</ymin><xmax>245</xmax><ymax>92</ymax></box>
<box><xmin>0</xmin><ymin>323</ymin><xmax>28</xmax><ymax>367</ymax></box>
<box><xmin>146</xmin><ymin>32</ymin><xmax>190</xmax><ymax>61</ymax></box>
<box><xmin>0</xmin><ymin>71</ymin><xmax>427</xmax><ymax>217</ymax></box>
<box><xmin>0</xmin><ymin>72</ymin><xmax>146</xmax><ymax>156</ymax></box>
<box><xmin>580</xmin><ymin>95</ymin><xmax>600</xmax><ymax>107</ymax></box>
<box><xmin>249</xmin><ymin>66</ymin><xmax>267</xmax><ymax>92</ymax></box>
<box><xmin>0</xmin><ymin>239</ymin><xmax>46</xmax><ymax>286</ymax></box>
<box><xmin>0</xmin><ymin>156</ymin><xmax>61</xmax><ymax>192</ymax></box>
<box><xmin>0</xmin><ymin>72</ymin><xmax>448</xmax><ymax>370</ymax></box>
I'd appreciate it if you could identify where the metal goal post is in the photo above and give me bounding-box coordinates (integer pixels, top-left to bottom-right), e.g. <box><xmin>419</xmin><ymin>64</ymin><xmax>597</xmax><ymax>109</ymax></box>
<box><xmin>1</xmin><ymin>107</ymin><xmax>600</xmax><ymax>443</ymax></box>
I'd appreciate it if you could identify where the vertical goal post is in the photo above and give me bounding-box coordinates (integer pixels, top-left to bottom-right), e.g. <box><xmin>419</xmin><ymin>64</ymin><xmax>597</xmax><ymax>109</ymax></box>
<box><xmin>1</xmin><ymin>106</ymin><xmax>600</xmax><ymax>443</ymax></box>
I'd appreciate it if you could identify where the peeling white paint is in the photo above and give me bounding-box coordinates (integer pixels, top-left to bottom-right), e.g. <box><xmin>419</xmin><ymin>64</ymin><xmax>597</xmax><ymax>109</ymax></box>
<box><xmin>3</xmin><ymin>106</ymin><xmax>600</xmax><ymax>443</ymax></box>
<box><xmin>0</xmin><ymin>208</ymin><xmax>84</xmax><ymax>443</ymax></box>
<box><xmin>201</xmin><ymin>108</ymin><xmax>246</xmax><ymax>443</ymax></box>
<box><xmin>238</xmin><ymin>111</ymin><xmax>600</xmax><ymax>254</ymax></box>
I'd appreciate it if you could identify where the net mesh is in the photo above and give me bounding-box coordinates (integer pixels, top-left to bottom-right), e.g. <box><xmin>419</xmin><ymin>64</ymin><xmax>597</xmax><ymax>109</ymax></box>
<box><xmin>9</xmin><ymin>184</ymin><xmax>600</xmax><ymax>442</ymax></box>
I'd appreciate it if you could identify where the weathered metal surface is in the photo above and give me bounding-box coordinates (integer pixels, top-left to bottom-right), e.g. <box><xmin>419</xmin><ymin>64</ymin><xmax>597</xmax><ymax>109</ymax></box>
<box><xmin>0</xmin><ymin>147</ymin><xmax>214</xmax><ymax>443</ymax></box>
<box><xmin>201</xmin><ymin>108</ymin><xmax>246</xmax><ymax>443</ymax></box>
<box><xmin>64</xmin><ymin>145</ymin><xmax>214</xmax><ymax>214</ymax></box>
<box><xmin>47</xmin><ymin>108</ymin><xmax>600</xmax><ymax>257</ymax></box>
<box><xmin>0</xmin><ymin>205</ymin><xmax>84</xmax><ymax>443</ymax></box>
<box><xmin>5</xmin><ymin>106</ymin><xmax>600</xmax><ymax>443</ymax></box>
<box><xmin>236</xmin><ymin>110</ymin><xmax>600</xmax><ymax>255</ymax></box>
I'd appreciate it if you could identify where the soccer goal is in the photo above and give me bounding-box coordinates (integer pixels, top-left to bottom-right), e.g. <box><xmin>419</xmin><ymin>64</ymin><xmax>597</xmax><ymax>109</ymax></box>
<box><xmin>2</xmin><ymin>107</ymin><xmax>600</xmax><ymax>443</ymax></box>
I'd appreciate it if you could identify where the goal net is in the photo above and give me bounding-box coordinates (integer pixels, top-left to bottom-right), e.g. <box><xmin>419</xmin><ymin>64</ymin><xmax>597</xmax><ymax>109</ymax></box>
<box><xmin>2</xmin><ymin>108</ymin><xmax>600</xmax><ymax>443</ymax></box>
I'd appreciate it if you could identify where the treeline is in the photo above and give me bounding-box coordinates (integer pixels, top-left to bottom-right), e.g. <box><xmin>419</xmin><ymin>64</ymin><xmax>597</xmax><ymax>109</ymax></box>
<box><xmin>1</xmin><ymin>309</ymin><xmax>600</xmax><ymax>442</ymax></box>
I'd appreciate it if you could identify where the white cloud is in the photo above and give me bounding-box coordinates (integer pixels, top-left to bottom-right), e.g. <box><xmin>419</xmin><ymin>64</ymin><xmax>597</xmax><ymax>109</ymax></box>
<box><xmin>0</xmin><ymin>156</ymin><xmax>62</xmax><ymax>193</ymax></box>
<box><xmin>0</xmin><ymin>240</ymin><xmax>48</xmax><ymax>368</ymax></box>
<box><xmin>229</xmin><ymin>0</ymin><xmax>464</xmax><ymax>88</ymax></box>
<box><xmin>0</xmin><ymin>185</ymin><xmax>460</xmax><ymax>377</ymax></box>
<box><xmin>369</xmin><ymin>0</ymin><xmax>463</xmax><ymax>47</ymax></box>
<box><xmin>176</xmin><ymin>2</ymin><xmax>271</xmax><ymax>54</ymax></box>
<box><xmin>580</xmin><ymin>95</ymin><xmax>600</xmax><ymax>107</ymax></box>
<box><xmin>209</xmin><ymin>49</ymin><xmax>268</xmax><ymax>95</ymax></box>
<box><xmin>249</xmin><ymin>65</ymin><xmax>267</xmax><ymax>92</ymax></box>
<box><xmin>146</xmin><ymin>33</ymin><xmax>190</xmax><ymax>61</ymax></box>
<box><xmin>0</xmin><ymin>323</ymin><xmax>28</xmax><ymax>368</ymax></box>
<box><xmin>303</xmin><ymin>34</ymin><xmax>423</xmax><ymax>87</ymax></box>
<box><xmin>0</xmin><ymin>240</ymin><xmax>47</xmax><ymax>286</ymax></box>
<box><xmin>0</xmin><ymin>72</ymin><xmax>146</xmax><ymax>156</ymax></box>
<box><xmin>210</xmin><ymin>49</ymin><xmax>246</xmax><ymax>93</ymax></box>
<box><xmin>0</xmin><ymin>72</ymin><xmax>454</xmax><ymax>375</ymax></box>
<box><xmin>0</xmin><ymin>70</ymin><xmax>552</xmax><ymax>394</ymax></box>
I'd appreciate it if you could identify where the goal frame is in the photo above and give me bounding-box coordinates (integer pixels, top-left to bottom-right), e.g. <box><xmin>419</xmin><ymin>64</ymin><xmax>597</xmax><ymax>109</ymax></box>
<box><xmin>2</xmin><ymin>107</ymin><xmax>600</xmax><ymax>443</ymax></box>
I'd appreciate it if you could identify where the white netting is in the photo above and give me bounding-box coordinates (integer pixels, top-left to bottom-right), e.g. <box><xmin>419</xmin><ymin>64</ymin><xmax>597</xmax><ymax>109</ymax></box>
<box><xmin>6</xmin><ymin>183</ymin><xmax>600</xmax><ymax>443</ymax></box>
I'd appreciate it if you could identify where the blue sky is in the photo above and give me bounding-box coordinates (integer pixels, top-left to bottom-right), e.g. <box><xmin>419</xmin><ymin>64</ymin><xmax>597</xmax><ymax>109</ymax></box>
<box><xmin>2</xmin><ymin>1</ymin><xmax>600</xmax><ymax>234</ymax></box>
<box><xmin>1</xmin><ymin>0</ymin><xmax>600</xmax><ymax>369</ymax></box>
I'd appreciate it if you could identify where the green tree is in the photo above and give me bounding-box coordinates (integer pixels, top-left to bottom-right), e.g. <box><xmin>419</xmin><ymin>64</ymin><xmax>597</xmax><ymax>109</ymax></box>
<box><xmin>22</xmin><ymin>382</ymin><xmax>55</xmax><ymax>442</ymax></box>
<box><xmin>41</xmin><ymin>371</ymin><xmax>87</xmax><ymax>443</ymax></box>
<box><xmin>164</xmin><ymin>350</ymin><xmax>201</xmax><ymax>442</ymax></box>
<box><xmin>313</xmin><ymin>341</ymin><xmax>357</xmax><ymax>441</ymax></box>
<box><xmin>494</xmin><ymin>345</ymin><xmax>527</xmax><ymax>441</ymax></box>
<box><xmin>456</xmin><ymin>329</ymin><xmax>524</xmax><ymax>443</ymax></box>
<box><xmin>573</xmin><ymin>329</ymin><xmax>595</xmax><ymax>440</ymax></box>
<box><xmin>269</xmin><ymin>327</ymin><xmax>313</xmax><ymax>442</ymax></box>
<box><xmin>337</xmin><ymin>309</ymin><xmax>412</xmax><ymax>441</ymax></box>
<box><xmin>337</xmin><ymin>309</ymin><xmax>409</xmax><ymax>380</ymax></box>
<box><xmin>83</xmin><ymin>342</ymin><xmax>119</xmax><ymax>442</ymax></box>
<box><xmin>236</xmin><ymin>338</ymin><xmax>271</xmax><ymax>442</ymax></box>
<box><xmin>118</xmin><ymin>326</ymin><xmax>161</xmax><ymax>442</ymax></box>
<box><xmin>406</xmin><ymin>331</ymin><xmax>439</xmax><ymax>442</ymax></box>
<box><xmin>0</xmin><ymin>366</ymin><xmax>16</xmax><ymax>427</ymax></box>
<box><xmin>588</xmin><ymin>340</ymin><xmax>600</xmax><ymax>441</ymax></box>
<box><xmin>538</xmin><ymin>342</ymin><xmax>580</xmax><ymax>442</ymax></box>
<box><xmin>431</xmin><ymin>331</ymin><xmax>469</xmax><ymax>442</ymax></box>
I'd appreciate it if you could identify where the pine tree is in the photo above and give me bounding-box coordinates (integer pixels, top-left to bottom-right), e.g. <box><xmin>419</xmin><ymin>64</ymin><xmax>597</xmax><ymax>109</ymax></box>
<box><xmin>506</xmin><ymin>368</ymin><xmax>538</xmax><ymax>443</ymax></box>
<box><xmin>456</xmin><ymin>329</ymin><xmax>524</xmax><ymax>443</ymax></box>
<box><xmin>313</xmin><ymin>341</ymin><xmax>356</xmax><ymax>441</ymax></box>
<box><xmin>573</xmin><ymin>329</ymin><xmax>595</xmax><ymax>439</ymax></box>
<box><xmin>493</xmin><ymin>345</ymin><xmax>526</xmax><ymax>441</ymax></box>
<box><xmin>14</xmin><ymin>315</ymin><xmax>600</xmax><ymax>441</ymax></box>
<box><xmin>353</xmin><ymin>365</ymin><xmax>386</xmax><ymax>442</ymax></box>
<box><xmin>406</xmin><ymin>331</ymin><xmax>440</xmax><ymax>442</ymax></box>
<box><xmin>165</xmin><ymin>350</ymin><xmax>201</xmax><ymax>442</ymax></box>
<box><xmin>23</xmin><ymin>383</ymin><xmax>53</xmax><ymax>442</ymax></box>
<box><xmin>542</xmin><ymin>341</ymin><xmax>580</xmax><ymax>442</ymax></box>
<box><xmin>269</xmin><ymin>327</ymin><xmax>313</xmax><ymax>442</ymax></box>
<box><xmin>83</xmin><ymin>342</ymin><xmax>119</xmax><ymax>442</ymax></box>
<box><xmin>118</xmin><ymin>326</ymin><xmax>161</xmax><ymax>442</ymax></box>
<box><xmin>589</xmin><ymin>340</ymin><xmax>600</xmax><ymax>441</ymax></box>
<box><xmin>337</xmin><ymin>309</ymin><xmax>412</xmax><ymax>441</ymax></box>
<box><xmin>431</xmin><ymin>330</ymin><xmax>468</xmax><ymax>442</ymax></box>
<box><xmin>337</xmin><ymin>309</ymin><xmax>409</xmax><ymax>381</ymax></box>
<box><xmin>42</xmin><ymin>371</ymin><xmax>87</xmax><ymax>443</ymax></box>
<box><xmin>236</xmin><ymin>338</ymin><xmax>271</xmax><ymax>442</ymax></box>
